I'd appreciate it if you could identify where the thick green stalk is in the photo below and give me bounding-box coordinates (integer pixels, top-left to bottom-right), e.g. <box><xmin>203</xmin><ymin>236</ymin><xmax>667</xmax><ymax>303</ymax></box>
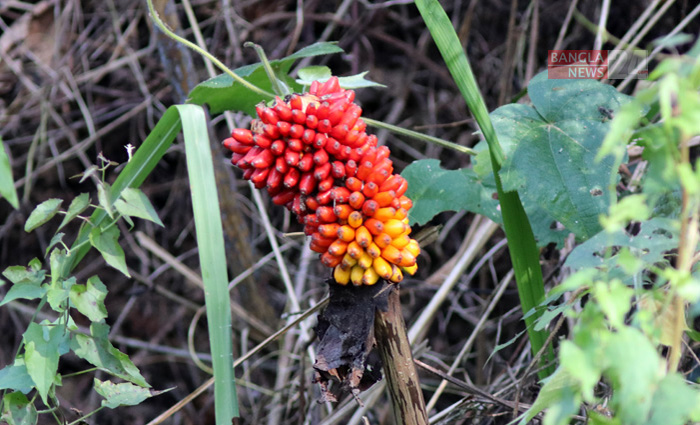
<box><xmin>415</xmin><ymin>0</ymin><xmax>554</xmax><ymax>378</ymax></box>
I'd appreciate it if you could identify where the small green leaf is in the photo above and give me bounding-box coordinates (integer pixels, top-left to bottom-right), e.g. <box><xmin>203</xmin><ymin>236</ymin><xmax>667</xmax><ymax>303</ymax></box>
<box><xmin>89</xmin><ymin>225</ymin><xmax>130</xmax><ymax>277</ymax></box>
<box><xmin>0</xmin><ymin>139</ymin><xmax>19</xmax><ymax>210</ymax></box>
<box><xmin>592</xmin><ymin>280</ymin><xmax>633</xmax><ymax>329</ymax></box>
<box><xmin>2</xmin><ymin>264</ymin><xmax>45</xmax><ymax>286</ymax></box>
<box><xmin>69</xmin><ymin>276</ymin><xmax>108</xmax><ymax>322</ymax></box>
<box><xmin>1</xmin><ymin>392</ymin><xmax>37</xmax><ymax>425</ymax></box>
<box><xmin>71</xmin><ymin>322</ymin><xmax>149</xmax><ymax>387</ymax></box>
<box><xmin>24</xmin><ymin>199</ymin><xmax>63</xmax><ymax>232</ymax></box>
<box><xmin>46</xmin><ymin>276</ymin><xmax>75</xmax><ymax>312</ymax></box>
<box><xmin>49</xmin><ymin>248</ymin><xmax>70</xmax><ymax>286</ymax></box>
<box><xmin>93</xmin><ymin>379</ymin><xmax>152</xmax><ymax>409</ymax></box>
<box><xmin>97</xmin><ymin>182</ymin><xmax>114</xmax><ymax>219</ymax></box>
<box><xmin>0</xmin><ymin>360</ymin><xmax>35</xmax><ymax>394</ymax></box>
<box><xmin>44</xmin><ymin>233</ymin><xmax>65</xmax><ymax>258</ymax></box>
<box><xmin>58</xmin><ymin>193</ymin><xmax>90</xmax><ymax>231</ymax></box>
<box><xmin>401</xmin><ymin>159</ymin><xmax>500</xmax><ymax>225</ymax></box>
<box><xmin>114</xmin><ymin>188</ymin><xmax>163</xmax><ymax>226</ymax></box>
<box><xmin>188</xmin><ymin>42</ymin><xmax>344</xmax><ymax>115</ymax></box>
<box><xmin>296</xmin><ymin>66</ymin><xmax>332</xmax><ymax>84</ymax></box>
<box><xmin>22</xmin><ymin>322</ymin><xmax>69</xmax><ymax>404</ymax></box>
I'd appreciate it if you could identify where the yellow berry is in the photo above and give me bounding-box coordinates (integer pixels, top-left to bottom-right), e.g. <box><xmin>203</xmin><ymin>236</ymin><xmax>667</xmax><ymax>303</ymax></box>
<box><xmin>333</xmin><ymin>266</ymin><xmax>351</xmax><ymax>285</ymax></box>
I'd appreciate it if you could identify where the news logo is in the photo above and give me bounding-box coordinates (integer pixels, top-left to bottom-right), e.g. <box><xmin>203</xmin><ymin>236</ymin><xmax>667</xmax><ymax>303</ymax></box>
<box><xmin>547</xmin><ymin>50</ymin><xmax>648</xmax><ymax>80</ymax></box>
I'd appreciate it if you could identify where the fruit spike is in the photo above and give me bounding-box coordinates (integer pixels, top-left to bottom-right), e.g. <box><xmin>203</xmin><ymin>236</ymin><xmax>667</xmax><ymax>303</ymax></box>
<box><xmin>222</xmin><ymin>76</ymin><xmax>421</xmax><ymax>286</ymax></box>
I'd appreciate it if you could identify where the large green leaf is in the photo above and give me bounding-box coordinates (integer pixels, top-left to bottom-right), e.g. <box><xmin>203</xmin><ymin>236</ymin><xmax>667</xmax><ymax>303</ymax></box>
<box><xmin>401</xmin><ymin>159</ymin><xmax>500</xmax><ymax>225</ymax></box>
<box><xmin>495</xmin><ymin>71</ymin><xmax>633</xmax><ymax>241</ymax></box>
<box><xmin>114</xmin><ymin>188</ymin><xmax>163</xmax><ymax>226</ymax></box>
<box><xmin>69</xmin><ymin>276</ymin><xmax>108</xmax><ymax>322</ymax></box>
<box><xmin>71</xmin><ymin>322</ymin><xmax>149</xmax><ymax>387</ymax></box>
<box><xmin>0</xmin><ymin>360</ymin><xmax>35</xmax><ymax>394</ymax></box>
<box><xmin>22</xmin><ymin>322</ymin><xmax>69</xmax><ymax>403</ymax></box>
<box><xmin>187</xmin><ymin>42</ymin><xmax>344</xmax><ymax>115</ymax></box>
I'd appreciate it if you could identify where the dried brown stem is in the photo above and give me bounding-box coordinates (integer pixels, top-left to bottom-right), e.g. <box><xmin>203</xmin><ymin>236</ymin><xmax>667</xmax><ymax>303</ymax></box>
<box><xmin>374</xmin><ymin>285</ymin><xmax>428</xmax><ymax>425</ymax></box>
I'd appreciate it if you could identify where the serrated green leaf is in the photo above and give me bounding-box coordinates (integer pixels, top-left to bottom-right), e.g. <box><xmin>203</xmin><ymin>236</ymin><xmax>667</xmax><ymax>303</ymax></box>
<box><xmin>71</xmin><ymin>322</ymin><xmax>149</xmax><ymax>387</ymax></box>
<box><xmin>22</xmin><ymin>322</ymin><xmax>69</xmax><ymax>404</ymax></box>
<box><xmin>69</xmin><ymin>276</ymin><xmax>108</xmax><ymax>322</ymax></box>
<box><xmin>401</xmin><ymin>159</ymin><xmax>500</xmax><ymax>225</ymax></box>
<box><xmin>187</xmin><ymin>42</ymin><xmax>344</xmax><ymax>115</ymax></box>
<box><xmin>24</xmin><ymin>199</ymin><xmax>63</xmax><ymax>232</ymax></box>
<box><xmin>58</xmin><ymin>193</ymin><xmax>90</xmax><ymax>231</ymax></box>
<box><xmin>1</xmin><ymin>392</ymin><xmax>37</xmax><ymax>425</ymax></box>
<box><xmin>114</xmin><ymin>188</ymin><xmax>163</xmax><ymax>226</ymax></box>
<box><xmin>0</xmin><ymin>360</ymin><xmax>35</xmax><ymax>394</ymax></box>
<box><xmin>94</xmin><ymin>379</ymin><xmax>152</xmax><ymax>409</ymax></box>
<box><xmin>97</xmin><ymin>182</ymin><xmax>114</xmax><ymax>219</ymax></box>
<box><xmin>0</xmin><ymin>139</ymin><xmax>19</xmax><ymax>210</ymax></box>
<box><xmin>89</xmin><ymin>225</ymin><xmax>129</xmax><ymax>277</ymax></box>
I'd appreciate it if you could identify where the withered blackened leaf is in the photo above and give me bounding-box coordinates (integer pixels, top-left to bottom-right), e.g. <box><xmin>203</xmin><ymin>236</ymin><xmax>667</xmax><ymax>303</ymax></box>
<box><xmin>314</xmin><ymin>280</ymin><xmax>389</xmax><ymax>402</ymax></box>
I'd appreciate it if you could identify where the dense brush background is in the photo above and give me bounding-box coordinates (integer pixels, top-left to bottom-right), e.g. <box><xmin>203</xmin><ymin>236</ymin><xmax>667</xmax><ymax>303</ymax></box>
<box><xmin>1</xmin><ymin>0</ymin><xmax>698</xmax><ymax>424</ymax></box>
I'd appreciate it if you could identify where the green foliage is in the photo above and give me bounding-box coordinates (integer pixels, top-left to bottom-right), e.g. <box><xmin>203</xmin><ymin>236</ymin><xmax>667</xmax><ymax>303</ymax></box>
<box><xmin>187</xmin><ymin>42</ymin><xmax>343</xmax><ymax>115</ymax></box>
<box><xmin>520</xmin><ymin>41</ymin><xmax>700</xmax><ymax>425</ymax></box>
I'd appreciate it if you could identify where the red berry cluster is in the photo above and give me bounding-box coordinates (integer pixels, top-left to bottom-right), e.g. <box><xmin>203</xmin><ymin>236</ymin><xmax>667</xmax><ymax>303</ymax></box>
<box><xmin>222</xmin><ymin>77</ymin><xmax>419</xmax><ymax>285</ymax></box>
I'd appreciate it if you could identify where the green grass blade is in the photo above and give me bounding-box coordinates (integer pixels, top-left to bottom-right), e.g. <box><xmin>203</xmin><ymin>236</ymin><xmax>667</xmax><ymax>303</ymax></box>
<box><xmin>177</xmin><ymin>104</ymin><xmax>238</xmax><ymax>422</ymax></box>
<box><xmin>415</xmin><ymin>0</ymin><xmax>554</xmax><ymax>378</ymax></box>
<box><xmin>69</xmin><ymin>107</ymin><xmax>182</xmax><ymax>270</ymax></box>
<box><xmin>0</xmin><ymin>137</ymin><xmax>20</xmax><ymax>209</ymax></box>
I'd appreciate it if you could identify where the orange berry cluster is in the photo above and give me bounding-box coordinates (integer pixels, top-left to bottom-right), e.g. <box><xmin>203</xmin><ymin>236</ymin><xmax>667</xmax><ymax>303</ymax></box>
<box><xmin>222</xmin><ymin>77</ymin><xmax>419</xmax><ymax>286</ymax></box>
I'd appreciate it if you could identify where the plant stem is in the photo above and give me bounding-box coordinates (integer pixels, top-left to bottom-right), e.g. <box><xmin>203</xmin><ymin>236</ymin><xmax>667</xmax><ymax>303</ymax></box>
<box><xmin>363</xmin><ymin>118</ymin><xmax>476</xmax><ymax>156</ymax></box>
<box><xmin>374</xmin><ymin>285</ymin><xmax>428</xmax><ymax>425</ymax></box>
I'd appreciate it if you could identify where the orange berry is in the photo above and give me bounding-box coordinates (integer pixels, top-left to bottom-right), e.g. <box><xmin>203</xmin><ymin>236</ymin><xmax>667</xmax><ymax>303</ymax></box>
<box><xmin>362</xmin><ymin>200</ymin><xmax>379</xmax><ymax>217</ymax></box>
<box><xmin>374</xmin><ymin>233</ymin><xmax>392</xmax><ymax>249</ymax></box>
<box><xmin>383</xmin><ymin>219</ymin><xmax>407</xmax><ymax>238</ymax></box>
<box><xmin>390</xmin><ymin>234</ymin><xmax>411</xmax><ymax>249</ymax></box>
<box><xmin>362</xmin><ymin>267</ymin><xmax>380</xmax><ymax>285</ymax></box>
<box><xmin>350</xmin><ymin>265</ymin><xmax>364</xmax><ymax>286</ymax></box>
<box><xmin>372</xmin><ymin>191</ymin><xmax>396</xmax><ymax>208</ymax></box>
<box><xmin>347</xmin><ymin>241</ymin><xmax>363</xmax><ymax>259</ymax></box>
<box><xmin>337</xmin><ymin>225</ymin><xmax>356</xmax><ymax>243</ymax></box>
<box><xmin>334</xmin><ymin>204</ymin><xmax>353</xmax><ymax>220</ymax></box>
<box><xmin>355</xmin><ymin>226</ymin><xmax>372</xmax><ymax>248</ymax></box>
<box><xmin>328</xmin><ymin>240</ymin><xmax>349</xmax><ymax>257</ymax></box>
<box><xmin>358</xmin><ymin>251</ymin><xmax>373</xmax><ymax>269</ymax></box>
<box><xmin>405</xmin><ymin>239</ymin><xmax>420</xmax><ymax>257</ymax></box>
<box><xmin>348</xmin><ymin>211</ymin><xmax>363</xmax><ymax>229</ymax></box>
<box><xmin>367</xmin><ymin>242</ymin><xmax>381</xmax><ymax>259</ymax></box>
<box><xmin>318</xmin><ymin>223</ymin><xmax>340</xmax><ymax>238</ymax></box>
<box><xmin>349</xmin><ymin>191</ymin><xmax>365</xmax><ymax>210</ymax></box>
<box><xmin>346</xmin><ymin>176</ymin><xmax>363</xmax><ymax>192</ymax></box>
<box><xmin>321</xmin><ymin>252</ymin><xmax>343</xmax><ymax>268</ymax></box>
<box><xmin>373</xmin><ymin>207</ymin><xmax>396</xmax><ymax>221</ymax></box>
<box><xmin>372</xmin><ymin>257</ymin><xmax>392</xmax><ymax>280</ymax></box>
<box><xmin>381</xmin><ymin>245</ymin><xmax>403</xmax><ymax>264</ymax></box>
<box><xmin>364</xmin><ymin>218</ymin><xmax>384</xmax><ymax>236</ymax></box>
<box><xmin>389</xmin><ymin>264</ymin><xmax>404</xmax><ymax>283</ymax></box>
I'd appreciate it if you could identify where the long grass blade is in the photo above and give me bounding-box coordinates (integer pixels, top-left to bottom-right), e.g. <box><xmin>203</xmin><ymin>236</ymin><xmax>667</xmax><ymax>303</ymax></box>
<box><xmin>177</xmin><ymin>104</ymin><xmax>238</xmax><ymax>422</ymax></box>
<box><xmin>415</xmin><ymin>0</ymin><xmax>554</xmax><ymax>378</ymax></box>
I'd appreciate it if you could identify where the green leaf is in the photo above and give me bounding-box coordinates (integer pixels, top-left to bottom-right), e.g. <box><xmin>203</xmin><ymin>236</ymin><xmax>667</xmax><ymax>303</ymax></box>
<box><xmin>97</xmin><ymin>182</ymin><xmax>115</xmax><ymax>219</ymax></box>
<box><xmin>177</xmin><ymin>104</ymin><xmax>238</xmax><ymax>420</ymax></box>
<box><xmin>44</xmin><ymin>233</ymin><xmax>65</xmax><ymax>258</ymax></box>
<box><xmin>93</xmin><ymin>379</ymin><xmax>153</xmax><ymax>409</ymax></box>
<box><xmin>565</xmin><ymin>217</ymin><xmax>678</xmax><ymax>278</ymax></box>
<box><xmin>646</xmin><ymin>373</ymin><xmax>700</xmax><ymax>425</ymax></box>
<box><xmin>2</xmin><ymin>265</ymin><xmax>44</xmax><ymax>286</ymax></box>
<box><xmin>1</xmin><ymin>392</ymin><xmax>37</xmax><ymax>425</ymax></box>
<box><xmin>24</xmin><ymin>199</ymin><xmax>63</xmax><ymax>232</ymax></box>
<box><xmin>49</xmin><ymin>248</ymin><xmax>70</xmax><ymax>286</ymax></box>
<box><xmin>0</xmin><ymin>280</ymin><xmax>47</xmax><ymax>307</ymax></box>
<box><xmin>22</xmin><ymin>322</ymin><xmax>69</xmax><ymax>404</ymax></box>
<box><xmin>518</xmin><ymin>367</ymin><xmax>580</xmax><ymax>424</ymax></box>
<box><xmin>187</xmin><ymin>42</ymin><xmax>344</xmax><ymax>115</ymax></box>
<box><xmin>296</xmin><ymin>68</ymin><xmax>386</xmax><ymax>89</ymax></box>
<box><xmin>46</xmin><ymin>277</ymin><xmax>75</xmax><ymax>313</ymax></box>
<box><xmin>494</xmin><ymin>72</ymin><xmax>632</xmax><ymax>241</ymax></box>
<box><xmin>71</xmin><ymin>322</ymin><xmax>149</xmax><ymax>387</ymax></box>
<box><xmin>592</xmin><ymin>280</ymin><xmax>633</xmax><ymax>329</ymax></box>
<box><xmin>401</xmin><ymin>159</ymin><xmax>501</xmax><ymax>225</ymax></box>
<box><xmin>0</xmin><ymin>138</ymin><xmax>19</xmax><ymax>210</ymax></box>
<box><xmin>0</xmin><ymin>360</ymin><xmax>35</xmax><ymax>394</ymax></box>
<box><xmin>69</xmin><ymin>276</ymin><xmax>108</xmax><ymax>322</ymax></box>
<box><xmin>604</xmin><ymin>327</ymin><xmax>662</xmax><ymax>424</ymax></box>
<box><xmin>58</xmin><ymin>193</ymin><xmax>90</xmax><ymax>231</ymax></box>
<box><xmin>89</xmin><ymin>225</ymin><xmax>130</xmax><ymax>277</ymax></box>
<box><xmin>114</xmin><ymin>188</ymin><xmax>163</xmax><ymax>226</ymax></box>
